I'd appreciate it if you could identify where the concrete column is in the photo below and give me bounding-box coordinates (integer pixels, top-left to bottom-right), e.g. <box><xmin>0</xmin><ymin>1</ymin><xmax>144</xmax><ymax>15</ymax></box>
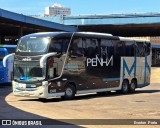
<box><xmin>18</xmin><ymin>27</ymin><xmax>23</xmax><ymax>37</ymax></box>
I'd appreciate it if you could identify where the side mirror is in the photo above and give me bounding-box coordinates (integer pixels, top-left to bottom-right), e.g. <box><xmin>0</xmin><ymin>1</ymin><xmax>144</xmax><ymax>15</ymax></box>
<box><xmin>3</xmin><ymin>53</ymin><xmax>15</xmax><ymax>67</ymax></box>
<box><xmin>40</xmin><ymin>52</ymin><xmax>57</xmax><ymax>68</ymax></box>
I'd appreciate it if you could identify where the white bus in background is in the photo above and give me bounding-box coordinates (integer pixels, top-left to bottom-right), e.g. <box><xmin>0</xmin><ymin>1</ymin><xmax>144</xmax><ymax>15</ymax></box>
<box><xmin>3</xmin><ymin>32</ymin><xmax>151</xmax><ymax>100</ymax></box>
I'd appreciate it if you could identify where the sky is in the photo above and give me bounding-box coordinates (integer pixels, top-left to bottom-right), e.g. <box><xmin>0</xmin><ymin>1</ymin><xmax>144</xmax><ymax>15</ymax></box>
<box><xmin>1</xmin><ymin>0</ymin><xmax>160</xmax><ymax>15</ymax></box>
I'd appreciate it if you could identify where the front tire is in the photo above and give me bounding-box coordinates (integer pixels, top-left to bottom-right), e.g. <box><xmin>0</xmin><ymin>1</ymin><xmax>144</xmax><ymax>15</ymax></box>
<box><xmin>121</xmin><ymin>80</ymin><xmax>129</xmax><ymax>94</ymax></box>
<box><xmin>62</xmin><ymin>84</ymin><xmax>76</xmax><ymax>100</ymax></box>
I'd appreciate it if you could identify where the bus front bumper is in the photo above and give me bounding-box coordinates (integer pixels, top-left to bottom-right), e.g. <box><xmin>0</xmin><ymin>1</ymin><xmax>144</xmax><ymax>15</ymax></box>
<box><xmin>12</xmin><ymin>81</ymin><xmax>48</xmax><ymax>98</ymax></box>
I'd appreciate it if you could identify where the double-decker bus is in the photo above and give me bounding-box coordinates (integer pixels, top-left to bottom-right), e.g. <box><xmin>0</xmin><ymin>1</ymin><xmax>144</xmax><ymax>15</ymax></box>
<box><xmin>3</xmin><ymin>32</ymin><xmax>151</xmax><ymax>100</ymax></box>
<box><xmin>0</xmin><ymin>45</ymin><xmax>16</xmax><ymax>84</ymax></box>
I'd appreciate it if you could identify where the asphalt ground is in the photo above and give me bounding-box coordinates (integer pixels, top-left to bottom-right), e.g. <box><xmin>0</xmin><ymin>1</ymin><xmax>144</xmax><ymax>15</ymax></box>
<box><xmin>0</xmin><ymin>85</ymin><xmax>80</xmax><ymax>128</ymax></box>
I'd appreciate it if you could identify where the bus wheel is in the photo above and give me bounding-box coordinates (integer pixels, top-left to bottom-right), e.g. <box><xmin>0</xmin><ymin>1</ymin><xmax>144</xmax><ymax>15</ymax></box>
<box><xmin>121</xmin><ymin>80</ymin><xmax>129</xmax><ymax>94</ymax></box>
<box><xmin>62</xmin><ymin>84</ymin><xmax>76</xmax><ymax>100</ymax></box>
<box><xmin>129</xmin><ymin>80</ymin><xmax>137</xmax><ymax>93</ymax></box>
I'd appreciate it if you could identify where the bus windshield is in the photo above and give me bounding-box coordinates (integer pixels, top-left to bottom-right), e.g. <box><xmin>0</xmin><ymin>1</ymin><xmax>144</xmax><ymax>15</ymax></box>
<box><xmin>16</xmin><ymin>37</ymin><xmax>50</xmax><ymax>53</ymax></box>
<box><xmin>14</xmin><ymin>63</ymin><xmax>45</xmax><ymax>82</ymax></box>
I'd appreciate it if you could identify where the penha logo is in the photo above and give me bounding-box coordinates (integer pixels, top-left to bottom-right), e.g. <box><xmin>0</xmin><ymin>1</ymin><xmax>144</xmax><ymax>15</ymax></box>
<box><xmin>87</xmin><ymin>55</ymin><xmax>113</xmax><ymax>67</ymax></box>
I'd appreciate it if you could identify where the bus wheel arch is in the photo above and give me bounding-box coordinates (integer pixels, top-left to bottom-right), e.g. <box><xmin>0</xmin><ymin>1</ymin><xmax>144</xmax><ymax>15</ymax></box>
<box><xmin>62</xmin><ymin>82</ymin><xmax>76</xmax><ymax>100</ymax></box>
<box><xmin>121</xmin><ymin>79</ymin><xmax>129</xmax><ymax>94</ymax></box>
<box><xmin>129</xmin><ymin>78</ymin><xmax>137</xmax><ymax>93</ymax></box>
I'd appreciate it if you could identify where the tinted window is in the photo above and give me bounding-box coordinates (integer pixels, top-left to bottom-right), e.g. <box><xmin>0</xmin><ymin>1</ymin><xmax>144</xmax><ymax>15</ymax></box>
<box><xmin>87</xmin><ymin>39</ymin><xmax>98</xmax><ymax>58</ymax></box>
<box><xmin>146</xmin><ymin>43</ymin><xmax>151</xmax><ymax>56</ymax></box>
<box><xmin>14</xmin><ymin>64</ymin><xmax>44</xmax><ymax>82</ymax></box>
<box><xmin>135</xmin><ymin>42</ymin><xmax>151</xmax><ymax>57</ymax></box>
<box><xmin>17</xmin><ymin>37</ymin><xmax>50</xmax><ymax>53</ymax></box>
<box><xmin>81</xmin><ymin>38</ymin><xmax>98</xmax><ymax>57</ymax></box>
<box><xmin>70</xmin><ymin>38</ymin><xmax>84</xmax><ymax>57</ymax></box>
<box><xmin>125</xmin><ymin>41</ymin><xmax>135</xmax><ymax>56</ymax></box>
<box><xmin>135</xmin><ymin>42</ymin><xmax>145</xmax><ymax>57</ymax></box>
<box><xmin>49</xmin><ymin>38</ymin><xmax>70</xmax><ymax>54</ymax></box>
<box><xmin>112</xmin><ymin>40</ymin><xmax>126</xmax><ymax>56</ymax></box>
<box><xmin>101</xmin><ymin>39</ymin><xmax>113</xmax><ymax>57</ymax></box>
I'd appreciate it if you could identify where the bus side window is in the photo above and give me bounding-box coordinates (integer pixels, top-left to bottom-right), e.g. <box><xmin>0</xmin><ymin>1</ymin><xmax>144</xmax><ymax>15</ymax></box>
<box><xmin>147</xmin><ymin>43</ymin><xmax>151</xmax><ymax>56</ymax></box>
<box><xmin>125</xmin><ymin>41</ymin><xmax>135</xmax><ymax>56</ymax></box>
<box><xmin>62</xmin><ymin>39</ymin><xmax>70</xmax><ymax>53</ymax></box>
<box><xmin>101</xmin><ymin>39</ymin><xmax>113</xmax><ymax>57</ymax></box>
<box><xmin>49</xmin><ymin>38</ymin><xmax>70</xmax><ymax>54</ymax></box>
<box><xmin>85</xmin><ymin>39</ymin><xmax>98</xmax><ymax>58</ymax></box>
<box><xmin>142</xmin><ymin>42</ymin><xmax>150</xmax><ymax>56</ymax></box>
<box><xmin>82</xmin><ymin>38</ymin><xmax>91</xmax><ymax>57</ymax></box>
<box><xmin>82</xmin><ymin>38</ymin><xmax>87</xmax><ymax>56</ymax></box>
<box><xmin>135</xmin><ymin>42</ymin><xmax>146</xmax><ymax>57</ymax></box>
<box><xmin>50</xmin><ymin>40</ymin><xmax>62</xmax><ymax>53</ymax></box>
<box><xmin>70</xmin><ymin>38</ymin><xmax>84</xmax><ymax>57</ymax></box>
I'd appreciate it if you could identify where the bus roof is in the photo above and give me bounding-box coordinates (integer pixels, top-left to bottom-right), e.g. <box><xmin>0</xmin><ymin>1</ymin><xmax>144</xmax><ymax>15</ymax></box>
<box><xmin>20</xmin><ymin>32</ymin><xmax>116</xmax><ymax>40</ymax></box>
<box><xmin>21</xmin><ymin>32</ymin><xmax>68</xmax><ymax>39</ymax></box>
<box><xmin>119</xmin><ymin>37</ymin><xmax>150</xmax><ymax>42</ymax></box>
<box><xmin>20</xmin><ymin>32</ymin><xmax>150</xmax><ymax>43</ymax></box>
<box><xmin>77</xmin><ymin>32</ymin><xmax>112</xmax><ymax>36</ymax></box>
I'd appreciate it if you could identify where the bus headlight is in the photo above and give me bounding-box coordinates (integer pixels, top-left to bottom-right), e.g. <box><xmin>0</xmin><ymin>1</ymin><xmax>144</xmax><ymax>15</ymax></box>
<box><xmin>12</xmin><ymin>81</ymin><xmax>17</xmax><ymax>89</ymax></box>
<box><xmin>42</xmin><ymin>81</ymin><xmax>48</xmax><ymax>87</ymax></box>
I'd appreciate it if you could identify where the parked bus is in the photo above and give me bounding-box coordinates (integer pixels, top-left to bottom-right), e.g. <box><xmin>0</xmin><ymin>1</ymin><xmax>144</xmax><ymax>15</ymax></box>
<box><xmin>3</xmin><ymin>32</ymin><xmax>151</xmax><ymax>99</ymax></box>
<box><xmin>0</xmin><ymin>45</ymin><xmax>16</xmax><ymax>84</ymax></box>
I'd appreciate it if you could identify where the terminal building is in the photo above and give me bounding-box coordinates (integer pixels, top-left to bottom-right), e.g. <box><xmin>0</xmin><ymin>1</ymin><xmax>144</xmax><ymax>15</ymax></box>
<box><xmin>45</xmin><ymin>3</ymin><xmax>71</xmax><ymax>17</ymax></box>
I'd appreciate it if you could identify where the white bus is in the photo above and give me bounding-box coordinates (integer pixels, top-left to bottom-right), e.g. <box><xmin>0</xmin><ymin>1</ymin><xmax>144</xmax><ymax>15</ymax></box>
<box><xmin>3</xmin><ymin>32</ymin><xmax>151</xmax><ymax>100</ymax></box>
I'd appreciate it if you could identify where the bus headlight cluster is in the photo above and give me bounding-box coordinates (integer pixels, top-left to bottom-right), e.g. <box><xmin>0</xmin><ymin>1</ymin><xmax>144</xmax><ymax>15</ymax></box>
<box><xmin>42</xmin><ymin>81</ymin><xmax>48</xmax><ymax>87</ymax></box>
<box><xmin>12</xmin><ymin>81</ymin><xmax>17</xmax><ymax>89</ymax></box>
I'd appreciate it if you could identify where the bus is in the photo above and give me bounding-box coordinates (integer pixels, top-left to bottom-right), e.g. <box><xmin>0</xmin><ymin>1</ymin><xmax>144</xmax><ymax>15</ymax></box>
<box><xmin>3</xmin><ymin>32</ymin><xmax>151</xmax><ymax>100</ymax></box>
<box><xmin>0</xmin><ymin>45</ymin><xmax>16</xmax><ymax>84</ymax></box>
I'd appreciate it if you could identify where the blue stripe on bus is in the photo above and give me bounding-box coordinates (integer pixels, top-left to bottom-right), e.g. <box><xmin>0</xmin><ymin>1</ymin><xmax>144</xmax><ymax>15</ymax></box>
<box><xmin>122</xmin><ymin>58</ymin><xmax>136</xmax><ymax>80</ymax></box>
<box><xmin>144</xmin><ymin>55</ymin><xmax>151</xmax><ymax>84</ymax></box>
<box><xmin>122</xmin><ymin>48</ymin><xmax>137</xmax><ymax>81</ymax></box>
<box><xmin>122</xmin><ymin>55</ymin><xmax>150</xmax><ymax>86</ymax></box>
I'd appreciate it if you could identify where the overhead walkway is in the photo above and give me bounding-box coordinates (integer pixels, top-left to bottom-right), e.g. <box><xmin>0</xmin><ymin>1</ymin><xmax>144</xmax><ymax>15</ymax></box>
<box><xmin>61</xmin><ymin>13</ymin><xmax>160</xmax><ymax>36</ymax></box>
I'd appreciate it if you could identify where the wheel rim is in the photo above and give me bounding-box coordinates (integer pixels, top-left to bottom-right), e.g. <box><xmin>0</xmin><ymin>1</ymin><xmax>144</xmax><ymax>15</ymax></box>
<box><xmin>66</xmin><ymin>88</ymin><xmax>73</xmax><ymax>96</ymax></box>
<box><xmin>131</xmin><ymin>82</ymin><xmax>136</xmax><ymax>90</ymax></box>
<box><xmin>123</xmin><ymin>82</ymin><xmax>128</xmax><ymax>92</ymax></box>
